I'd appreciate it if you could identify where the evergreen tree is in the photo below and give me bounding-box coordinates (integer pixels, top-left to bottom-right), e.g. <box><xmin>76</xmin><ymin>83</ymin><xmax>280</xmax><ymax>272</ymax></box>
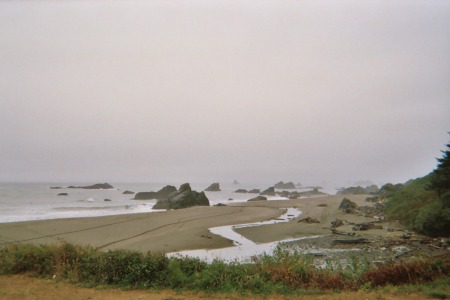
<box><xmin>429</xmin><ymin>136</ymin><xmax>450</xmax><ymax>197</ymax></box>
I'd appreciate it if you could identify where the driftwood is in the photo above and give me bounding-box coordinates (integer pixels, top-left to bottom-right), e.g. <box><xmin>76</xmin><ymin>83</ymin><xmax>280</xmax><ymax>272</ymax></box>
<box><xmin>330</xmin><ymin>228</ymin><xmax>355</xmax><ymax>236</ymax></box>
<box><xmin>352</xmin><ymin>222</ymin><xmax>383</xmax><ymax>231</ymax></box>
<box><xmin>394</xmin><ymin>248</ymin><xmax>415</xmax><ymax>258</ymax></box>
<box><xmin>298</xmin><ymin>217</ymin><xmax>320</xmax><ymax>224</ymax></box>
<box><xmin>332</xmin><ymin>238</ymin><xmax>370</xmax><ymax>245</ymax></box>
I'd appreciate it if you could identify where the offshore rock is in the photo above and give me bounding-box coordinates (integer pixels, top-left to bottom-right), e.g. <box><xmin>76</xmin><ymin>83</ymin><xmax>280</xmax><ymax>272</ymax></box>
<box><xmin>67</xmin><ymin>183</ymin><xmax>114</xmax><ymax>189</ymax></box>
<box><xmin>274</xmin><ymin>181</ymin><xmax>296</xmax><ymax>189</ymax></box>
<box><xmin>134</xmin><ymin>185</ymin><xmax>177</xmax><ymax>200</ymax></box>
<box><xmin>205</xmin><ymin>182</ymin><xmax>221</xmax><ymax>192</ymax></box>
<box><xmin>153</xmin><ymin>183</ymin><xmax>210</xmax><ymax>209</ymax></box>
<box><xmin>260</xmin><ymin>187</ymin><xmax>276</xmax><ymax>196</ymax></box>
<box><xmin>248</xmin><ymin>196</ymin><xmax>268</xmax><ymax>202</ymax></box>
<box><xmin>234</xmin><ymin>189</ymin><xmax>248</xmax><ymax>193</ymax></box>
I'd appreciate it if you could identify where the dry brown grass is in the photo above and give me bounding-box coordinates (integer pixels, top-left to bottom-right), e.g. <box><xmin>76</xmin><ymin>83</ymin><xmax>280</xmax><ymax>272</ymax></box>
<box><xmin>0</xmin><ymin>275</ymin><xmax>431</xmax><ymax>300</ymax></box>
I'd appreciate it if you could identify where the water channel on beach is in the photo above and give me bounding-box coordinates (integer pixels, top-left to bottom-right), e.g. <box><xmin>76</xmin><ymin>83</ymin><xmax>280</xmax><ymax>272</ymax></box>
<box><xmin>168</xmin><ymin>207</ymin><xmax>323</xmax><ymax>263</ymax></box>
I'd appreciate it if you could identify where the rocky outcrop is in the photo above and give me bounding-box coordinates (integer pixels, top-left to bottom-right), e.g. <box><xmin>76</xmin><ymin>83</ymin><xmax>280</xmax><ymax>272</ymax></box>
<box><xmin>260</xmin><ymin>187</ymin><xmax>276</xmax><ymax>196</ymax></box>
<box><xmin>205</xmin><ymin>183</ymin><xmax>221</xmax><ymax>192</ymax></box>
<box><xmin>67</xmin><ymin>183</ymin><xmax>114</xmax><ymax>189</ymax></box>
<box><xmin>274</xmin><ymin>181</ymin><xmax>296</xmax><ymax>189</ymax></box>
<box><xmin>248</xmin><ymin>196</ymin><xmax>267</xmax><ymax>202</ymax></box>
<box><xmin>248</xmin><ymin>189</ymin><xmax>260</xmax><ymax>194</ymax></box>
<box><xmin>134</xmin><ymin>185</ymin><xmax>177</xmax><ymax>200</ymax></box>
<box><xmin>337</xmin><ymin>185</ymin><xmax>379</xmax><ymax>195</ymax></box>
<box><xmin>153</xmin><ymin>183</ymin><xmax>210</xmax><ymax>209</ymax></box>
<box><xmin>234</xmin><ymin>189</ymin><xmax>248</xmax><ymax>193</ymax></box>
<box><xmin>122</xmin><ymin>190</ymin><xmax>135</xmax><ymax>195</ymax></box>
<box><xmin>339</xmin><ymin>198</ymin><xmax>358</xmax><ymax>213</ymax></box>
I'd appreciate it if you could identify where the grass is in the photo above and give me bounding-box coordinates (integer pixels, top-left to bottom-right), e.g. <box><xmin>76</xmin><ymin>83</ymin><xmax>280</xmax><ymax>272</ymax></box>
<box><xmin>1</xmin><ymin>242</ymin><xmax>448</xmax><ymax>296</ymax></box>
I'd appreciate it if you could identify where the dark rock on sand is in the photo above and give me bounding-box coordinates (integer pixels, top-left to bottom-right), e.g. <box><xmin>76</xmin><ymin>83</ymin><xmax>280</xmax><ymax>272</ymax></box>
<box><xmin>134</xmin><ymin>185</ymin><xmax>177</xmax><ymax>200</ymax></box>
<box><xmin>153</xmin><ymin>183</ymin><xmax>210</xmax><ymax>210</ymax></box>
<box><xmin>260</xmin><ymin>187</ymin><xmax>276</xmax><ymax>196</ymax></box>
<box><xmin>234</xmin><ymin>189</ymin><xmax>248</xmax><ymax>193</ymax></box>
<box><xmin>339</xmin><ymin>197</ymin><xmax>358</xmax><ymax>213</ymax></box>
<box><xmin>205</xmin><ymin>183</ymin><xmax>221</xmax><ymax>192</ymax></box>
<box><xmin>67</xmin><ymin>183</ymin><xmax>114</xmax><ymax>189</ymax></box>
<box><xmin>248</xmin><ymin>196</ymin><xmax>268</xmax><ymax>202</ymax></box>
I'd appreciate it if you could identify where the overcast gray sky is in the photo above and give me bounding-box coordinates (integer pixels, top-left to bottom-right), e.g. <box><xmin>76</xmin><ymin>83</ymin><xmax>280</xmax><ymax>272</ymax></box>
<box><xmin>1</xmin><ymin>0</ymin><xmax>449</xmax><ymax>187</ymax></box>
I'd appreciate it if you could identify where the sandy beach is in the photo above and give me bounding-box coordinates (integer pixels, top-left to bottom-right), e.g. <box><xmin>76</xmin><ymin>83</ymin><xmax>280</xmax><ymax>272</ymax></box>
<box><xmin>0</xmin><ymin>194</ymin><xmax>403</xmax><ymax>254</ymax></box>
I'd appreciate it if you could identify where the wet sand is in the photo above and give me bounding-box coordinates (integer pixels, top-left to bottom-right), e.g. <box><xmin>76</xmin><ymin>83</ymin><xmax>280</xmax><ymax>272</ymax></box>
<box><xmin>0</xmin><ymin>195</ymin><xmax>402</xmax><ymax>254</ymax></box>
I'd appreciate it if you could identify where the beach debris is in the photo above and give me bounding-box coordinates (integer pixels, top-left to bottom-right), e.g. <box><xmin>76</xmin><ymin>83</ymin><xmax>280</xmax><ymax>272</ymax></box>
<box><xmin>205</xmin><ymin>182</ymin><xmax>221</xmax><ymax>192</ymax></box>
<box><xmin>247</xmin><ymin>196</ymin><xmax>268</xmax><ymax>202</ymax></box>
<box><xmin>200</xmin><ymin>234</ymin><xmax>212</xmax><ymax>239</ymax></box>
<box><xmin>357</xmin><ymin>203</ymin><xmax>386</xmax><ymax>219</ymax></box>
<box><xmin>298</xmin><ymin>217</ymin><xmax>320</xmax><ymax>224</ymax></box>
<box><xmin>332</xmin><ymin>238</ymin><xmax>370</xmax><ymax>245</ymax></box>
<box><xmin>338</xmin><ymin>198</ymin><xmax>358</xmax><ymax>213</ymax></box>
<box><xmin>330</xmin><ymin>218</ymin><xmax>354</xmax><ymax>228</ymax></box>
<box><xmin>352</xmin><ymin>222</ymin><xmax>383</xmax><ymax>231</ymax></box>
<box><xmin>57</xmin><ymin>193</ymin><xmax>68</xmax><ymax>196</ymax></box>
<box><xmin>330</xmin><ymin>228</ymin><xmax>356</xmax><ymax>236</ymax></box>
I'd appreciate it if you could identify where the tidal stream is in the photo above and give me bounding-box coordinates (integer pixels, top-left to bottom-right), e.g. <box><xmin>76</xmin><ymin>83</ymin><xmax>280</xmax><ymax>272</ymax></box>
<box><xmin>168</xmin><ymin>207</ymin><xmax>321</xmax><ymax>263</ymax></box>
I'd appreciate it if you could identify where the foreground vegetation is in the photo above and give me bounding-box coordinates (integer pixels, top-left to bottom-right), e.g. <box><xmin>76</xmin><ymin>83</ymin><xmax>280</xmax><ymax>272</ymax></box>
<box><xmin>0</xmin><ymin>242</ymin><xmax>448</xmax><ymax>296</ymax></box>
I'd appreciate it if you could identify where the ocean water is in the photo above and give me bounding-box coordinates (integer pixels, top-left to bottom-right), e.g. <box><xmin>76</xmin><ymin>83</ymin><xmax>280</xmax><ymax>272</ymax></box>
<box><xmin>0</xmin><ymin>182</ymin><xmax>293</xmax><ymax>224</ymax></box>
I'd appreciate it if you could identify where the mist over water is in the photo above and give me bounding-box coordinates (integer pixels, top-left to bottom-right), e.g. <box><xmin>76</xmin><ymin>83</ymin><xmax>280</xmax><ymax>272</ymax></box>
<box><xmin>0</xmin><ymin>181</ymin><xmax>317</xmax><ymax>223</ymax></box>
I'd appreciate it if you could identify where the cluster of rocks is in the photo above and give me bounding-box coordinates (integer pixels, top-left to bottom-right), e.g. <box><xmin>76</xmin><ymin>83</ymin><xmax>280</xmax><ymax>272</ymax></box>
<box><xmin>152</xmin><ymin>183</ymin><xmax>209</xmax><ymax>210</ymax></box>
<box><xmin>337</xmin><ymin>185</ymin><xmax>379</xmax><ymax>195</ymax></box>
<box><xmin>132</xmin><ymin>183</ymin><xmax>209</xmax><ymax>210</ymax></box>
<box><xmin>338</xmin><ymin>197</ymin><xmax>386</xmax><ymax>220</ymax></box>
<box><xmin>274</xmin><ymin>181</ymin><xmax>296</xmax><ymax>189</ymax></box>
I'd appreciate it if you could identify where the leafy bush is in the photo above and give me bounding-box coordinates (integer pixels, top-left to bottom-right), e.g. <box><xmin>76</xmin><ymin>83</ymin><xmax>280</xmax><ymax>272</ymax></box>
<box><xmin>0</xmin><ymin>242</ymin><xmax>448</xmax><ymax>295</ymax></box>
